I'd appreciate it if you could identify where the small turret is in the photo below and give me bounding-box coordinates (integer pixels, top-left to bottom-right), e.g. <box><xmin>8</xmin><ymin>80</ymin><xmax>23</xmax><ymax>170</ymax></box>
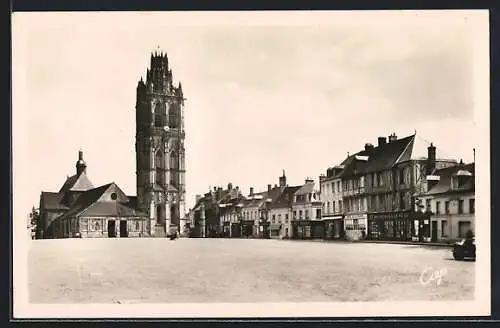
<box><xmin>76</xmin><ymin>150</ymin><xmax>87</xmax><ymax>176</ymax></box>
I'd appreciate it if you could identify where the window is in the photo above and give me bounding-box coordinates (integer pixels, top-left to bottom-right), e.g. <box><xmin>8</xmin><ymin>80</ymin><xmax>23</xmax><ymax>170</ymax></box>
<box><xmin>458</xmin><ymin>200</ymin><xmax>464</xmax><ymax>214</ymax></box>
<box><xmin>339</xmin><ymin>200</ymin><xmax>343</xmax><ymax>213</ymax></box>
<box><xmin>326</xmin><ymin>202</ymin><xmax>330</xmax><ymax>214</ymax></box>
<box><xmin>332</xmin><ymin>182</ymin><xmax>335</xmax><ymax>193</ymax></box>
<box><xmin>278</xmin><ymin>214</ymin><xmax>281</xmax><ymax>223</ymax></box>
<box><xmin>399</xmin><ymin>169</ymin><xmax>404</xmax><ymax>185</ymax></box>
<box><xmin>458</xmin><ymin>221</ymin><xmax>472</xmax><ymax>238</ymax></box>
<box><xmin>469</xmin><ymin>199</ymin><xmax>475</xmax><ymax>214</ymax></box>
<box><xmin>436</xmin><ymin>201</ymin><xmax>441</xmax><ymax>215</ymax></box>
<box><xmin>316</xmin><ymin>209</ymin><xmax>321</xmax><ymax>219</ymax></box>
<box><xmin>299</xmin><ymin>210</ymin><xmax>303</xmax><ymax>219</ymax></box>
<box><xmin>400</xmin><ymin>193</ymin><xmax>405</xmax><ymax>209</ymax></box>
<box><xmin>332</xmin><ymin>201</ymin><xmax>336</xmax><ymax>214</ymax></box>
<box><xmin>425</xmin><ymin>199</ymin><xmax>431</xmax><ymax>212</ymax></box>
<box><xmin>353</xmin><ymin>219</ymin><xmax>359</xmax><ymax>230</ymax></box>
<box><xmin>445</xmin><ymin>201</ymin><xmax>450</xmax><ymax>214</ymax></box>
<box><xmin>168</xmin><ymin>106</ymin><xmax>179</xmax><ymax>128</ymax></box>
<box><xmin>305</xmin><ymin>210</ymin><xmax>309</xmax><ymax>219</ymax></box>
<box><xmin>110</xmin><ymin>192</ymin><xmax>117</xmax><ymax>200</ymax></box>
<box><xmin>441</xmin><ymin>220</ymin><xmax>448</xmax><ymax>237</ymax></box>
<box><xmin>136</xmin><ymin>221</ymin><xmax>140</xmax><ymax>231</ymax></box>
<box><xmin>285</xmin><ymin>214</ymin><xmax>289</xmax><ymax>223</ymax></box>
<box><xmin>155</xmin><ymin>151</ymin><xmax>163</xmax><ymax>185</ymax></box>
<box><xmin>272</xmin><ymin>214</ymin><xmax>276</xmax><ymax>224</ymax></box>
<box><xmin>154</xmin><ymin>102</ymin><xmax>163</xmax><ymax>127</ymax></box>
<box><xmin>337</xmin><ymin>181</ymin><xmax>341</xmax><ymax>192</ymax></box>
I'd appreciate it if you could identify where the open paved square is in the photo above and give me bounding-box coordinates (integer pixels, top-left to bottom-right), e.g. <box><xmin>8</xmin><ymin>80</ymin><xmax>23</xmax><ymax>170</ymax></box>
<box><xmin>28</xmin><ymin>238</ymin><xmax>474</xmax><ymax>303</ymax></box>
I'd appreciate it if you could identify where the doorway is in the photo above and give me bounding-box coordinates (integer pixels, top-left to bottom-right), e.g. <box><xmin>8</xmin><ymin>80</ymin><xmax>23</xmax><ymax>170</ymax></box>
<box><xmin>431</xmin><ymin>221</ymin><xmax>438</xmax><ymax>242</ymax></box>
<box><xmin>120</xmin><ymin>220</ymin><xmax>128</xmax><ymax>237</ymax></box>
<box><xmin>108</xmin><ymin>220</ymin><xmax>116</xmax><ymax>238</ymax></box>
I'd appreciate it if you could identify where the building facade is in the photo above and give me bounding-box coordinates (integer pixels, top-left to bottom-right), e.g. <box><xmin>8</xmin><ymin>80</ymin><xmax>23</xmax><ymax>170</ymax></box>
<box><xmin>325</xmin><ymin>133</ymin><xmax>458</xmax><ymax>242</ymax></box>
<box><xmin>135</xmin><ymin>51</ymin><xmax>187</xmax><ymax>237</ymax></box>
<box><xmin>290</xmin><ymin>179</ymin><xmax>323</xmax><ymax>239</ymax></box>
<box><xmin>319</xmin><ymin>166</ymin><xmax>344</xmax><ymax>239</ymax></box>
<box><xmin>415</xmin><ymin>162</ymin><xmax>475</xmax><ymax>242</ymax></box>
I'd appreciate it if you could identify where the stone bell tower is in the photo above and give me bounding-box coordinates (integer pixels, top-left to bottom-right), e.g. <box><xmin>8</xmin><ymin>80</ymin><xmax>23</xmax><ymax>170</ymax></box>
<box><xmin>135</xmin><ymin>49</ymin><xmax>186</xmax><ymax>237</ymax></box>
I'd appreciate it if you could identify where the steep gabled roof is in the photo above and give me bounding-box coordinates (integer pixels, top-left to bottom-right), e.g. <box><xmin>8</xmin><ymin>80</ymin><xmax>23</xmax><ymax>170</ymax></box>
<box><xmin>339</xmin><ymin>134</ymin><xmax>416</xmax><ymax>178</ymax></box>
<box><xmin>59</xmin><ymin>172</ymin><xmax>94</xmax><ymax>193</ymax></box>
<box><xmin>295</xmin><ymin>183</ymin><xmax>315</xmax><ymax>195</ymax></box>
<box><xmin>271</xmin><ymin>186</ymin><xmax>301</xmax><ymax>209</ymax></box>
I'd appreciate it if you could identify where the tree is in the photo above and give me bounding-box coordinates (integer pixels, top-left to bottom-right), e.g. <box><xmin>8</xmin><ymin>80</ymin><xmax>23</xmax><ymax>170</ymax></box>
<box><xmin>28</xmin><ymin>206</ymin><xmax>39</xmax><ymax>240</ymax></box>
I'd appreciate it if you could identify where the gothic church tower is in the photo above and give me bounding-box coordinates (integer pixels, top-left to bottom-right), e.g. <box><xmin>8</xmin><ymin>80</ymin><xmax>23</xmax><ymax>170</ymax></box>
<box><xmin>135</xmin><ymin>50</ymin><xmax>186</xmax><ymax>237</ymax></box>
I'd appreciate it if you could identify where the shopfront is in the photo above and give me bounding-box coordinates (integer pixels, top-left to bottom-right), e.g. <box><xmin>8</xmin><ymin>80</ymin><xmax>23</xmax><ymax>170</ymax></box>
<box><xmin>322</xmin><ymin>216</ymin><xmax>344</xmax><ymax>239</ymax></box>
<box><xmin>367</xmin><ymin>210</ymin><xmax>431</xmax><ymax>241</ymax></box>
<box><xmin>269</xmin><ymin>223</ymin><xmax>282</xmax><ymax>238</ymax></box>
<box><xmin>241</xmin><ymin>220</ymin><xmax>254</xmax><ymax>238</ymax></box>
<box><xmin>292</xmin><ymin>220</ymin><xmax>324</xmax><ymax>239</ymax></box>
<box><xmin>344</xmin><ymin>214</ymin><xmax>367</xmax><ymax>240</ymax></box>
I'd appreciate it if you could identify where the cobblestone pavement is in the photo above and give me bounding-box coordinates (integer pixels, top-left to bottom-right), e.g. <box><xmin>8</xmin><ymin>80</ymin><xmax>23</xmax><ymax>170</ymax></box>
<box><xmin>27</xmin><ymin>238</ymin><xmax>474</xmax><ymax>303</ymax></box>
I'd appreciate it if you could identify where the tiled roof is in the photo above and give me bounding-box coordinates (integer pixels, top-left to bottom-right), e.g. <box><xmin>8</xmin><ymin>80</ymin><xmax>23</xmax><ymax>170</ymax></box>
<box><xmin>59</xmin><ymin>173</ymin><xmax>94</xmax><ymax>193</ymax></box>
<box><xmin>271</xmin><ymin>186</ymin><xmax>301</xmax><ymax>209</ymax></box>
<box><xmin>295</xmin><ymin>182</ymin><xmax>315</xmax><ymax>195</ymax></box>
<box><xmin>55</xmin><ymin>184</ymin><xmax>112</xmax><ymax>221</ymax></box>
<box><xmin>40</xmin><ymin>192</ymin><xmax>69</xmax><ymax>211</ymax></box>
<box><xmin>339</xmin><ymin>134</ymin><xmax>415</xmax><ymax>178</ymax></box>
<box><xmin>423</xmin><ymin>163</ymin><xmax>475</xmax><ymax>196</ymax></box>
<box><xmin>81</xmin><ymin>201</ymin><xmax>145</xmax><ymax>217</ymax></box>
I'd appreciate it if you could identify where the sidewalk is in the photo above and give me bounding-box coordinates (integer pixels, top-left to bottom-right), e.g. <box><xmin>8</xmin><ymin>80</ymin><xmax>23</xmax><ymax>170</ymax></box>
<box><xmin>287</xmin><ymin>238</ymin><xmax>451</xmax><ymax>247</ymax></box>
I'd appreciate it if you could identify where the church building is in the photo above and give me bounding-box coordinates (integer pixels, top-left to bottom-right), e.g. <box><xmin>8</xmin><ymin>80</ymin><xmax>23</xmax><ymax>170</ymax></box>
<box><xmin>38</xmin><ymin>151</ymin><xmax>148</xmax><ymax>238</ymax></box>
<box><xmin>37</xmin><ymin>50</ymin><xmax>187</xmax><ymax>238</ymax></box>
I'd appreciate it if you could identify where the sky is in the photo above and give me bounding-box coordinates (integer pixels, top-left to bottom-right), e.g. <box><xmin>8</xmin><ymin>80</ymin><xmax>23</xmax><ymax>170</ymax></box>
<box><xmin>12</xmin><ymin>10</ymin><xmax>488</xmax><ymax>217</ymax></box>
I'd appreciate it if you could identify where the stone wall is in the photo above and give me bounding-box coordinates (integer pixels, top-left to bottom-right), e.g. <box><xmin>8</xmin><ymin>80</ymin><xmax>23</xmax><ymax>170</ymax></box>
<box><xmin>79</xmin><ymin>216</ymin><xmax>148</xmax><ymax>238</ymax></box>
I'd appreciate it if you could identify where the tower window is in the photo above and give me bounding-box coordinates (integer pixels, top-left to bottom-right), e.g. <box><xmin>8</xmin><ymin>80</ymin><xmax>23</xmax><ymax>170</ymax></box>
<box><xmin>154</xmin><ymin>102</ymin><xmax>164</xmax><ymax>127</ymax></box>
<box><xmin>110</xmin><ymin>193</ymin><xmax>117</xmax><ymax>200</ymax></box>
<box><xmin>168</xmin><ymin>106</ymin><xmax>179</xmax><ymax>129</ymax></box>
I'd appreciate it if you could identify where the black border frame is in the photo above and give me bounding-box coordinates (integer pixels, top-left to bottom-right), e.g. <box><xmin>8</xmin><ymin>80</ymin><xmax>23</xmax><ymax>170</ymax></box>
<box><xmin>7</xmin><ymin>0</ymin><xmax>499</xmax><ymax>325</ymax></box>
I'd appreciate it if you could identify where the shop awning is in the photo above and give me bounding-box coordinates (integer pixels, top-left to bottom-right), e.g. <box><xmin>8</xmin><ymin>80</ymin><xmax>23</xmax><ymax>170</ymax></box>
<box><xmin>321</xmin><ymin>215</ymin><xmax>343</xmax><ymax>221</ymax></box>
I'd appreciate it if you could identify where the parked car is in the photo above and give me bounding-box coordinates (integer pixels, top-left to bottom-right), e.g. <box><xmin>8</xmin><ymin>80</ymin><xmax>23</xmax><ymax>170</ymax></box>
<box><xmin>452</xmin><ymin>236</ymin><xmax>476</xmax><ymax>261</ymax></box>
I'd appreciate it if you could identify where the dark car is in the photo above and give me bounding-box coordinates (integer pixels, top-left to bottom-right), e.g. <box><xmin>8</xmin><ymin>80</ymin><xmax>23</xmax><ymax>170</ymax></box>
<box><xmin>452</xmin><ymin>237</ymin><xmax>476</xmax><ymax>261</ymax></box>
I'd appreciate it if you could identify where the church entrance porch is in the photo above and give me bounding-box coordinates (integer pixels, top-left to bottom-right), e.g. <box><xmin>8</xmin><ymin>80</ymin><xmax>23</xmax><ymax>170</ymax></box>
<box><xmin>108</xmin><ymin>220</ymin><xmax>116</xmax><ymax>238</ymax></box>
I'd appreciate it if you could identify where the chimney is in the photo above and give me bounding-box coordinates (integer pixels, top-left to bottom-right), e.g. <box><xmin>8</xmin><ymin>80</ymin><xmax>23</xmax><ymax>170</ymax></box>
<box><xmin>228</xmin><ymin>182</ymin><xmax>233</xmax><ymax>190</ymax></box>
<box><xmin>427</xmin><ymin>142</ymin><xmax>436</xmax><ymax>175</ymax></box>
<box><xmin>249</xmin><ymin>187</ymin><xmax>254</xmax><ymax>196</ymax></box>
<box><xmin>195</xmin><ymin>194</ymin><xmax>202</xmax><ymax>203</ymax></box>
<box><xmin>473</xmin><ymin>148</ymin><xmax>475</xmax><ymax>163</ymax></box>
<box><xmin>267</xmin><ymin>184</ymin><xmax>272</xmax><ymax>192</ymax></box>
<box><xmin>364</xmin><ymin>143</ymin><xmax>374</xmax><ymax>151</ymax></box>
<box><xmin>274</xmin><ymin>184</ymin><xmax>278</xmax><ymax>188</ymax></box>
<box><xmin>388</xmin><ymin>133</ymin><xmax>398</xmax><ymax>143</ymax></box>
<box><xmin>378</xmin><ymin>137</ymin><xmax>386</xmax><ymax>147</ymax></box>
<box><xmin>305</xmin><ymin>177</ymin><xmax>314</xmax><ymax>184</ymax></box>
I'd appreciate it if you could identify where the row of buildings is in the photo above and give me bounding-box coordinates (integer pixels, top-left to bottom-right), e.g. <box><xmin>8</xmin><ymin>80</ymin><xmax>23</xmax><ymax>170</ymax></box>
<box><xmin>187</xmin><ymin>132</ymin><xmax>475</xmax><ymax>243</ymax></box>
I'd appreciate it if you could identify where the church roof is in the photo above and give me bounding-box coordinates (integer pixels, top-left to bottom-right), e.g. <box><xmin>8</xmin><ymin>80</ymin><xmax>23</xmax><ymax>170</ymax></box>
<box><xmin>59</xmin><ymin>172</ymin><xmax>94</xmax><ymax>193</ymax></box>
<box><xmin>40</xmin><ymin>192</ymin><xmax>69</xmax><ymax>211</ymax></box>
